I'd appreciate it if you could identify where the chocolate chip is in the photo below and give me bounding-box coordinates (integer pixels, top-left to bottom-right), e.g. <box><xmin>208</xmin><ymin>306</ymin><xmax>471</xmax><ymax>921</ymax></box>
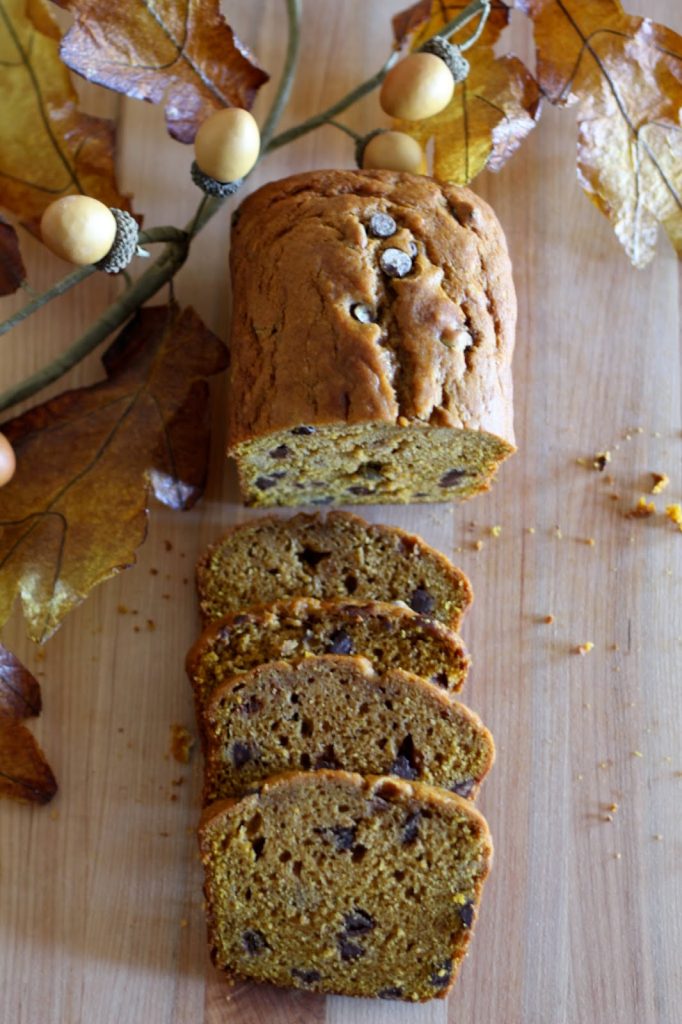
<box><xmin>351</xmin><ymin>303</ymin><xmax>373</xmax><ymax>323</ymax></box>
<box><xmin>348</xmin><ymin>485</ymin><xmax>372</xmax><ymax>496</ymax></box>
<box><xmin>297</xmin><ymin>546</ymin><xmax>331</xmax><ymax>568</ymax></box>
<box><xmin>439</xmin><ymin>468</ymin><xmax>467</xmax><ymax>488</ymax></box>
<box><xmin>430</xmin><ymin>958</ymin><xmax>453</xmax><ymax>987</ymax></box>
<box><xmin>431</xmin><ymin>671</ymin><xmax>449</xmax><ymax>689</ymax></box>
<box><xmin>451</xmin><ymin>778</ymin><xmax>475</xmax><ymax>798</ymax></box>
<box><xmin>368</xmin><ymin>212</ymin><xmax>397</xmax><ymax>238</ymax></box>
<box><xmin>380</xmin><ymin>247</ymin><xmax>412</xmax><ymax>278</ymax></box>
<box><xmin>291</xmin><ymin>425</ymin><xmax>315</xmax><ymax>435</ymax></box>
<box><xmin>326</xmin><ymin>629</ymin><xmax>354</xmax><ymax>655</ymax></box>
<box><xmin>378</xmin><ymin>986</ymin><xmax>404</xmax><ymax>999</ymax></box>
<box><xmin>269</xmin><ymin>445</ymin><xmax>291</xmax><ymax>459</ymax></box>
<box><xmin>254</xmin><ymin>475</ymin><xmax>278</xmax><ymax>490</ymax></box>
<box><xmin>401</xmin><ymin>810</ymin><xmax>421</xmax><ymax>845</ymax></box>
<box><xmin>409</xmin><ymin>587</ymin><xmax>435</xmax><ymax>615</ymax></box>
<box><xmin>338</xmin><ymin>937</ymin><xmax>365</xmax><ymax>961</ymax></box>
<box><xmin>459</xmin><ymin>900</ymin><xmax>475</xmax><ymax>928</ymax></box>
<box><xmin>390</xmin><ymin>735</ymin><xmax>420</xmax><ymax>781</ymax></box>
<box><xmin>231</xmin><ymin>740</ymin><xmax>256</xmax><ymax>768</ymax></box>
<box><xmin>240</xmin><ymin>695</ymin><xmax>262</xmax><ymax>716</ymax></box>
<box><xmin>329</xmin><ymin>824</ymin><xmax>357</xmax><ymax>851</ymax></box>
<box><xmin>315</xmin><ymin>744</ymin><xmax>340</xmax><ymax>769</ymax></box>
<box><xmin>291</xmin><ymin>967</ymin><xmax>321</xmax><ymax>985</ymax></box>
<box><xmin>242</xmin><ymin>929</ymin><xmax>268</xmax><ymax>955</ymax></box>
<box><xmin>343</xmin><ymin>909</ymin><xmax>375</xmax><ymax>935</ymax></box>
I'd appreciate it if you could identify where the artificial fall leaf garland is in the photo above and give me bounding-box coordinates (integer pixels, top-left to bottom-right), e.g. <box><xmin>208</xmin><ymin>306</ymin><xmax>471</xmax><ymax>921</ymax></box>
<box><xmin>0</xmin><ymin>642</ymin><xmax>57</xmax><ymax>804</ymax></box>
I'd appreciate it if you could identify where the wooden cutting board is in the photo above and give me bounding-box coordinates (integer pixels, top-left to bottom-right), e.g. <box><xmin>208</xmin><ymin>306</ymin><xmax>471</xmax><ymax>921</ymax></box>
<box><xmin>1</xmin><ymin>2</ymin><xmax>680</xmax><ymax>1022</ymax></box>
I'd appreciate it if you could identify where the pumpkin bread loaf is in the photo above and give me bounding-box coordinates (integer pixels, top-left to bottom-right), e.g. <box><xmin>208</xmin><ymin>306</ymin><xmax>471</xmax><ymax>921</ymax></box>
<box><xmin>196</xmin><ymin>510</ymin><xmax>472</xmax><ymax>628</ymax></box>
<box><xmin>227</xmin><ymin>169</ymin><xmax>516</xmax><ymax>507</ymax></box>
<box><xmin>202</xmin><ymin>655</ymin><xmax>494</xmax><ymax>802</ymax></box>
<box><xmin>199</xmin><ymin>770</ymin><xmax>492</xmax><ymax>1000</ymax></box>
<box><xmin>186</xmin><ymin>598</ymin><xmax>470</xmax><ymax>717</ymax></box>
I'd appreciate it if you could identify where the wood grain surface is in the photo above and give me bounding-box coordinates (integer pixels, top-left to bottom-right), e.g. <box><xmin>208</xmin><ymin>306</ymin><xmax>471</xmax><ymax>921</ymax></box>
<box><xmin>1</xmin><ymin>3</ymin><xmax>681</xmax><ymax>1023</ymax></box>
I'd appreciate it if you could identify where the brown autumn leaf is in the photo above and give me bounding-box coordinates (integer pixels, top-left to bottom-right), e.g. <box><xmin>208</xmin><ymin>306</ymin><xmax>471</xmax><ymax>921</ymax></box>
<box><xmin>54</xmin><ymin>0</ymin><xmax>269</xmax><ymax>144</ymax></box>
<box><xmin>0</xmin><ymin>304</ymin><xmax>228</xmax><ymax>643</ymax></box>
<box><xmin>0</xmin><ymin>216</ymin><xmax>26</xmax><ymax>295</ymax></box>
<box><xmin>0</xmin><ymin>642</ymin><xmax>57</xmax><ymax>804</ymax></box>
<box><xmin>392</xmin><ymin>1</ymin><xmax>541</xmax><ymax>185</ymax></box>
<box><xmin>518</xmin><ymin>0</ymin><xmax>682</xmax><ymax>268</ymax></box>
<box><xmin>0</xmin><ymin>0</ymin><xmax>131</xmax><ymax>229</ymax></box>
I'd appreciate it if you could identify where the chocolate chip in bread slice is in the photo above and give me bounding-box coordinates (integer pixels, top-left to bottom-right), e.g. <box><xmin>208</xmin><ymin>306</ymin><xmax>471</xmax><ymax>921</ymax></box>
<box><xmin>199</xmin><ymin>770</ymin><xmax>492</xmax><ymax>1000</ymax></box>
<box><xmin>196</xmin><ymin>510</ymin><xmax>472</xmax><ymax>628</ymax></box>
<box><xmin>202</xmin><ymin>654</ymin><xmax>493</xmax><ymax>803</ymax></box>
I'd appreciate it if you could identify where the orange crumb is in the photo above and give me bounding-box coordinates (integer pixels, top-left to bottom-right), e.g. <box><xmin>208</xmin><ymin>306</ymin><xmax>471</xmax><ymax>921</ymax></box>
<box><xmin>665</xmin><ymin>504</ymin><xmax>682</xmax><ymax>531</ymax></box>
<box><xmin>651</xmin><ymin>472</ymin><xmax>669</xmax><ymax>494</ymax></box>
<box><xmin>627</xmin><ymin>496</ymin><xmax>655</xmax><ymax>518</ymax></box>
<box><xmin>170</xmin><ymin>724</ymin><xmax>195</xmax><ymax>765</ymax></box>
<box><xmin>117</xmin><ymin>604</ymin><xmax>128</xmax><ymax>615</ymax></box>
<box><xmin>576</xmin><ymin>642</ymin><xmax>594</xmax><ymax>655</ymax></box>
<box><xmin>544</xmin><ymin>614</ymin><xmax>554</xmax><ymax>624</ymax></box>
<box><xmin>608</xmin><ymin>803</ymin><xmax>618</xmax><ymax>813</ymax></box>
<box><xmin>583</xmin><ymin>537</ymin><xmax>596</xmax><ymax>546</ymax></box>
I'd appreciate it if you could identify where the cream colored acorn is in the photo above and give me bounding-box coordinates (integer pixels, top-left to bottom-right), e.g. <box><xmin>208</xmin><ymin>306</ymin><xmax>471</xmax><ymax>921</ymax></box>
<box><xmin>40</xmin><ymin>196</ymin><xmax>117</xmax><ymax>266</ymax></box>
<box><xmin>194</xmin><ymin>108</ymin><xmax>260</xmax><ymax>183</ymax></box>
<box><xmin>380</xmin><ymin>52</ymin><xmax>455</xmax><ymax>121</ymax></box>
<box><xmin>0</xmin><ymin>432</ymin><xmax>16</xmax><ymax>488</ymax></box>
<box><xmin>362</xmin><ymin>131</ymin><xmax>425</xmax><ymax>174</ymax></box>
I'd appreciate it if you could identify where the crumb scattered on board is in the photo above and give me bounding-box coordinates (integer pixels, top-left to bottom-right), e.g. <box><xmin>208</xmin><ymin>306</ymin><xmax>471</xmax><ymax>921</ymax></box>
<box><xmin>576</xmin><ymin>642</ymin><xmax>594</xmax><ymax>655</ymax></box>
<box><xmin>170</xmin><ymin>725</ymin><xmax>195</xmax><ymax>765</ymax></box>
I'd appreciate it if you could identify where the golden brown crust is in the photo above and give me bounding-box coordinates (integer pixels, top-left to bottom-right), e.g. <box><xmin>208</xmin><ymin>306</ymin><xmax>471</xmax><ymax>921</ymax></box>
<box><xmin>195</xmin><ymin>509</ymin><xmax>473</xmax><ymax>628</ymax></box>
<box><xmin>228</xmin><ymin>169</ymin><xmax>515</xmax><ymax>447</ymax></box>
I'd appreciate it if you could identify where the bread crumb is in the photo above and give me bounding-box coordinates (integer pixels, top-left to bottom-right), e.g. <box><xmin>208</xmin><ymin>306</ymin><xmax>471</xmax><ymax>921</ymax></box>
<box><xmin>543</xmin><ymin>614</ymin><xmax>554</xmax><ymax>624</ymax></box>
<box><xmin>602</xmin><ymin>814</ymin><xmax>613</xmax><ymax>822</ymax></box>
<box><xmin>527</xmin><ymin>526</ymin><xmax>535</xmax><ymax>534</ymax></box>
<box><xmin>583</xmin><ymin>537</ymin><xmax>596</xmax><ymax>546</ymax></box>
<box><xmin>608</xmin><ymin>802</ymin><xmax>618</xmax><ymax>813</ymax></box>
<box><xmin>665</xmin><ymin>504</ymin><xmax>682</xmax><ymax>530</ymax></box>
<box><xmin>150</xmin><ymin>567</ymin><xmax>159</xmax><ymax>575</ymax></box>
<box><xmin>576</xmin><ymin>773</ymin><xmax>584</xmax><ymax>781</ymax></box>
<box><xmin>614</xmin><ymin>852</ymin><xmax>622</xmax><ymax>860</ymax></box>
<box><xmin>117</xmin><ymin>604</ymin><xmax>128</xmax><ymax>615</ymax></box>
<box><xmin>652</xmin><ymin>834</ymin><xmax>664</xmax><ymax>842</ymax></box>
<box><xmin>490</xmin><ymin>525</ymin><xmax>502</xmax><ymax>537</ymax></box>
<box><xmin>651</xmin><ymin>472</ymin><xmax>670</xmax><ymax>494</ymax></box>
<box><xmin>170</xmin><ymin>724</ymin><xmax>195</xmax><ymax>765</ymax></box>
<box><xmin>146</xmin><ymin>619</ymin><xmax>156</xmax><ymax>631</ymax></box>
<box><xmin>608</xmin><ymin>493</ymin><xmax>620</xmax><ymax>501</ymax></box>
<box><xmin>576</xmin><ymin>642</ymin><xmax>594</xmax><ymax>655</ymax></box>
<box><xmin>631</xmin><ymin>750</ymin><xmax>643</xmax><ymax>758</ymax></box>
<box><xmin>627</xmin><ymin>496</ymin><xmax>655</xmax><ymax>518</ymax></box>
<box><xmin>474</xmin><ymin>540</ymin><xmax>484</xmax><ymax>551</ymax></box>
<box><xmin>593</xmin><ymin>451</ymin><xmax>611</xmax><ymax>471</ymax></box>
<box><xmin>555</xmin><ymin>526</ymin><xmax>563</xmax><ymax>539</ymax></box>
<box><xmin>164</xmin><ymin>540</ymin><xmax>173</xmax><ymax>552</ymax></box>
<box><xmin>49</xmin><ymin>809</ymin><xmax>59</xmax><ymax>821</ymax></box>
<box><xmin>599</xmin><ymin>761</ymin><xmax>610</xmax><ymax>769</ymax></box>
<box><xmin>180</xmin><ymin>918</ymin><xmax>189</xmax><ymax>928</ymax></box>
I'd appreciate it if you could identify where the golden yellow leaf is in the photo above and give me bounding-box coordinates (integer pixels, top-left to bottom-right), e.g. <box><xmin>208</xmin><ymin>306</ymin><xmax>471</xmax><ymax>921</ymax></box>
<box><xmin>519</xmin><ymin>0</ymin><xmax>682</xmax><ymax>267</ymax></box>
<box><xmin>393</xmin><ymin>1</ymin><xmax>541</xmax><ymax>185</ymax></box>
<box><xmin>0</xmin><ymin>304</ymin><xmax>227</xmax><ymax>643</ymax></box>
<box><xmin>0</xmin><ymin>642</ymin><xmax>57</xmax><ymax>804</ymax></box>
<box><xmin>55</xmin><ymin>0</ymin><xmax>269</xmax><ymax>143</ymax></box>
<box><xmin>0</xmin><ymin>0</ymin><xmax>131</xmax><ymax>226</ymax></box>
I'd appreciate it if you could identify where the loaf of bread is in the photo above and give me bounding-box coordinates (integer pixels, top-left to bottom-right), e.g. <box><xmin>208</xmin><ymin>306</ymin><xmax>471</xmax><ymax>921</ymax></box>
<box><xmin>202</xmin><ymin>655</ymin><xmax>494</xmax><ymax>802</ymax></box>
<box><xmin>227</xmin><ymin>169</ymin><xmax>516</xmax><ymax>507</ymax></box>
<box><xmin>196</xmin><ymin>510</ymin><xmax>472</xmax><ymax>627</ymax></box>
<box><xmin>199</xmin><ymin>770</ymin><xmax>492</xmax><ymax>1000</ymax></box>
<box><xmin>186</xmin><ymin>598</ymin><xmax>470</xmax><ymax>720</ymax></box>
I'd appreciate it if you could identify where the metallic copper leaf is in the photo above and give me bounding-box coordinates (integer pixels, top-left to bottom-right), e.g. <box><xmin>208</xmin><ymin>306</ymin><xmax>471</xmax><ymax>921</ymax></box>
<box><xmin>55</xmin><ymin>0</ymin><xmax>270</xmax><ymax>143</ymax></box>
<box><xmin>392</xmin><ymin>1</ymin><xmax>541</xmax><ymax>184</ymax></box>
<box><xmin>0</xmin><ymin>642</ymin><xmax>56</xmax><ymax>804</ymax></box>
<box><xmin>0</xmin><ymin>304</ymin><xmax>228</xmax><ymax>643</ymax></box>
<box><xmin>0</xmin><ymin>0</ymin><xmax>131</xmax><ymax>227</ymax></box>
<box><xmin>0</xmin><ymin>217</ymin><xmax>26</xmax><ymax>295</ymax></box>
<box><xmin>518</xmin><ymin>0</ymin><xmax>682</xmax><ymax>267</ymax></box>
